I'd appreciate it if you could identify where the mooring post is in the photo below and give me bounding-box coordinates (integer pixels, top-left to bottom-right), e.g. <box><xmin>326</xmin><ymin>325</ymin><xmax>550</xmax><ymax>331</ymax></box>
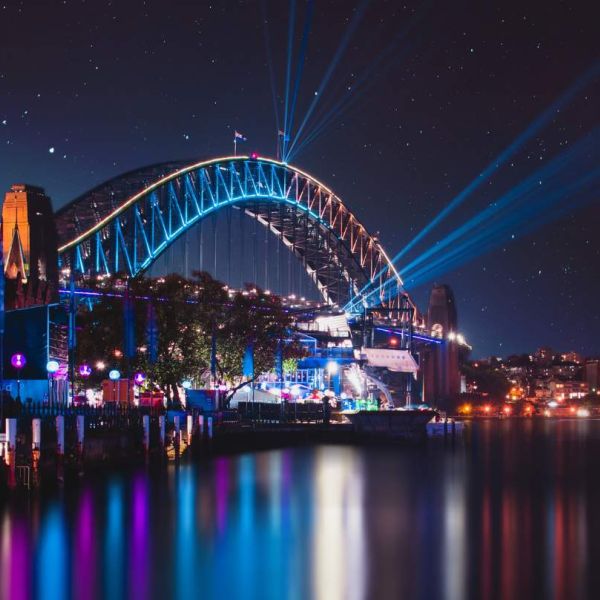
<box><xmin>6</xmin><ymin>418</ymin><xmax>17</xmax><ymax>488</ymax></box>
<box><xmin>186</xmin><ymin>414</ymin><xmax>193</xmax><ymax>444</ymax></box>
<box><xmin>158</xmin><ymin>415</ymin><xmax>165</xmax><ymax>449</ymax></box>
<box><xmin>32</xmin><ymin>418</ymin><xmax>41</xmax><ymax>470</ymax></box>
<box><xmin>56</xmin><ymin>415</ymin><xmax>65</xmax><ymax>457</ymax></box>
<box><xmin>76</xmin><ymin>415</ymin><xmax>85</xmax><ymax>457</ymax></box>
<box><xmin>6</xmin><ymin>417</ymin><xmax>16</xmax><ymax>452</ymax></box>
<box><xmin>32</xmin><ymin>418</ymin><xmax>41</xmax><ymax>451</ymax></box>
<box><xmin>142</xmin><ymin>414</ymin><xmax>150</xmax><ymax>453</ymax></box>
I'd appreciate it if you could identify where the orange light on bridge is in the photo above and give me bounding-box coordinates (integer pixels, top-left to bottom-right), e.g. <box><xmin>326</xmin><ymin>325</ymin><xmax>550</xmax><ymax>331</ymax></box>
<box><xmin>503</xmin><ymin>405</ymin><xmax>512</xmax><ymax>415</ymax></box>
<box><xmin>483</xmin><ymin>404</ymin><xmax>491</xmax><ymax>414</ymax></box>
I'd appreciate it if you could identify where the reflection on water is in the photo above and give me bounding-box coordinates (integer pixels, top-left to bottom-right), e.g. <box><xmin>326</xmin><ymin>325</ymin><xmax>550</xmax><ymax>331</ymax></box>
<box><xmin>2</xmin><ymin>419</ymin><xmax>600</xmax><ymax>599</ymax></box>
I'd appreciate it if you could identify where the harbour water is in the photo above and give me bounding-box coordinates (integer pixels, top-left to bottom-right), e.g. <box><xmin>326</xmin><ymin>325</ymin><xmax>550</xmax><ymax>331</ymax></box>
<box><xmin>1</xmin><ymin>418</ymin><xmax>599</xmax><ymax>599</ymax></box>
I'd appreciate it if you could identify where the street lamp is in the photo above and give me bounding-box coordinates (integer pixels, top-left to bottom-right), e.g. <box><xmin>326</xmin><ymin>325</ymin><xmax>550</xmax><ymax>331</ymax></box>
<box><xmin>79</xmin><ymin>363</ymin><xmax>92</xmax><ymax>378</ymax></box>
<box><xmin>109</xmin><ymin>369</ymin><xmax>121</xmax><ymax>405</ymax></box>
<box><xmin>46</xmin><ymin>360</ymin><xmax>59</xmax><ymax>404</ymax></box>
<box><xmin>11</xmin><ymin>353</ymin><xmax>26</xmax><ymax>402</ymax></box>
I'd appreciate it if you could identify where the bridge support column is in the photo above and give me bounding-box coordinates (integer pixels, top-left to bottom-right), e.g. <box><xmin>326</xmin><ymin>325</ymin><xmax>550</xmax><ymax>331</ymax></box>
<box><xmin>198</xmin><ymin>415</ymin><xmax>204</xmax><ymax>437</ymax></box>
<box><xmin>207</xmin><ymin>416</ymin><xmax>213</xmax><ymax>440</ymax></box>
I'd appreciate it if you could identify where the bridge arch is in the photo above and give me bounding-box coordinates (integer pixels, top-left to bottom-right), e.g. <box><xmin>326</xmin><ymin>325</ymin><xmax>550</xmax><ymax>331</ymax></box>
<box><xmin>56</xmin><ymin>156</ymin><xmax>408</xmax><ymax>310</ymax></box>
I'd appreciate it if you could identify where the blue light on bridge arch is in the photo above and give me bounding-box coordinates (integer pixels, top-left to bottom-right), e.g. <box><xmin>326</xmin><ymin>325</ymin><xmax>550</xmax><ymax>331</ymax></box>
<box><xmin>56</xmin><ymin>156</ymin><xmax>409</xmax><ymax>312</ymax></box>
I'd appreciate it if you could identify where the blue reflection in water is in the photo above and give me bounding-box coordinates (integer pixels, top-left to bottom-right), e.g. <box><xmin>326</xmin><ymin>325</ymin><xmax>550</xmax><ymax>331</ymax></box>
<box><xmin>105</xmin><ymin>480</ymin><xmax>124</xmax><ymax>600</ymax></box>
<box><xmin>3</xmin><ymin>420</ymin><xmax>600</xmax><ymax>599</ymax></box>
<box><xmin>175</xmin><ymin>466</ymin><xmax>197</xmax><ymax>599</ymax></box>
<box><xmin>36</xmin><ymin>505</ymin><xmax>68</xmax><ymax>600</ymax></box>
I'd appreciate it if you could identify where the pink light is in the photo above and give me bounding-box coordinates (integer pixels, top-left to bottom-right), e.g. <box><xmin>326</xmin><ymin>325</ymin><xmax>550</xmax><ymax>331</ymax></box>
<box><xmin>79</xmin><ymin>364</ymin><xmax>92</xmax><ymax>378</ymax></box>
<box><xmin>10</xmin><ymin>353</ymin><xmax>26</xmax><ymax>369</ymax></box>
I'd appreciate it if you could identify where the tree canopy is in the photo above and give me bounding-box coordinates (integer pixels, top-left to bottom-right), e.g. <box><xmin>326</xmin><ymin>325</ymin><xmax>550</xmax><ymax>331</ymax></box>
<box><xmin>75</xmin><ymin>271</ymin><xmax>302</xmax><ymax>401</ymax></box>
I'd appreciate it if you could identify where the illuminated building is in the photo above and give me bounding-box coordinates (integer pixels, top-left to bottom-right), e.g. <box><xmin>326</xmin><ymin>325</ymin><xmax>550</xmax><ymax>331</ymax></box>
<box><xmin>549</xmin><ymin>380</ymin><xmax>588</xmax><ymax>401</ymax></box>
<box><xmin>2</xmin><ymin>184</ymin><xmax>58</xmax><ymax>307</ymax></box>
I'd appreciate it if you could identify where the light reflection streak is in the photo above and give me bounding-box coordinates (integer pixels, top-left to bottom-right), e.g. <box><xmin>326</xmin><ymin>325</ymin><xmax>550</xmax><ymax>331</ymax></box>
<box><xmin>36</xmin><ymin>505</ymin><xmax>67</xmax><ymax>600</ymax></box>
<box><xmin>176</xmin><ymin>467</ymin><xmax>197</xmax><ymax>597</ymax></box>
<box><xmin>74</xmin><ymin>490</ymin><xmax>96</xmax><ymax>600</ymax></box>
<box><xmin>443</xmin><ymin>462</ymin><xmax>466</xmax><ymax>600</ymax></box>
<box><xmin>105</xmin><ymin>480</ymin><xmax>124</xmax><ymax>600</ymax></box>
<box><xmin>130</xmin><ymin>475</ymin><xmax>149</xmax><ymax>600</ymax></box>
<box><xmin>312</xmin><ymin>447</ymin><xmax>366</xmax><ymax>600</ymax></box>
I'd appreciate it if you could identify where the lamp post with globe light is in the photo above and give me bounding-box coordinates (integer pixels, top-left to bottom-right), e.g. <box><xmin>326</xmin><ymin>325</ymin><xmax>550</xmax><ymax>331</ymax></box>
<box><xmin>11</xmin><ymin>353</ymin><xmax>26</xmax><ymax>402</ymax></box>
<box><xmin>46</xmin><ymin>360</ymin><xmax>60</xmax><ymax>405</ymax></box>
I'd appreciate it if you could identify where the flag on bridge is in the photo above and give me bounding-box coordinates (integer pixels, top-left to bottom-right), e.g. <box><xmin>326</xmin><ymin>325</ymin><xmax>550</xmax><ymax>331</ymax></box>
<box><xmin>233</xmin><ymin>130</ymin><xmax>247</xmax><ymax>156</ymax></box>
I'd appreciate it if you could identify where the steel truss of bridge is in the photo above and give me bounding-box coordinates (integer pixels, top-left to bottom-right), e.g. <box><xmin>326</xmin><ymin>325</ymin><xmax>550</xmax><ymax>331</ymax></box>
<box><xmin>55</xmin><ymin>156</ymin><xmax>416</xmax><ymax>316</ymax></box>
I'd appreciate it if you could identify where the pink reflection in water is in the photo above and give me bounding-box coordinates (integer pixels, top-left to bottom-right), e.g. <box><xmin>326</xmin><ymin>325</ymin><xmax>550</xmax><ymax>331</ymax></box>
<box><xmin>9</xmin><ymin>516</ymin><xmax>30</xmax><ymax>600</ymax></box>
<box><xmin>130</xmin><ymin>474</ymin><xmax>149</xmax><ymax>600</ymax></box>
<box><xmin>74</xmin><ymin>490</ymin><xmax>96</xmax><ymax>600</ymax></box>
<box><xmin>215</xmin><ymin>457</ymin><xmax>229</xmax><ymax>532</ymax></box>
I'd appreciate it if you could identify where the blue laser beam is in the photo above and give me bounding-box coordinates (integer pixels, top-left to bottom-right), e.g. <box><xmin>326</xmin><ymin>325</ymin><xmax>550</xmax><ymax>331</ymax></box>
<box><xmin>287</xmin><ymin>0</ymin><xmax>315</xmax><ymax>150</ymax></box>
<box><xmin>402</xmin><ymin>166</ymin><xmax>600</xmax><ymax>291</ymax></box>
<box><xmin>398</xmin><ymin>128</ymin><xmax>598</xmax><ymax>279</ymax></box>
<box><xmin>285</xmin><ymin>0</ymin><xmax>370</xmax><ymax>161</ymax></box>
<box><xmin>289</xmin><ymin>3</ymin><xmax>431</xmax><ymax>161</ymax></box>
<box><xmin>282</xmin><ymin>0</ymin><xmax>297</xmax><ymax>160</ymax></box>
<box><xmin>259</xmin><ymin>0</ymin><xmax>281</xmax><ymax>135</ymax></box>
<box><xmin>347</xmin><ymin>127</ymin><xmax>600</xmax><ymax>311</ymax></box>
<box><xmin>352</xmin><ymin>60</ymin><xmax>600</xmax><ymax>302</ymax></box>
<box><xmin>393</xmin><ymin>61</ymin><xmax>600</xmax><ymax>259</ymax></box>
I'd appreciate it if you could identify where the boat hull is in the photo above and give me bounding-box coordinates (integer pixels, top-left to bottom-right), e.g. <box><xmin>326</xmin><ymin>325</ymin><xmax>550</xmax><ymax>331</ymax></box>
<box><xmin>345</xmin><ymin>409</ymin><xmax>436</xmax><ymax>439</ymax></box>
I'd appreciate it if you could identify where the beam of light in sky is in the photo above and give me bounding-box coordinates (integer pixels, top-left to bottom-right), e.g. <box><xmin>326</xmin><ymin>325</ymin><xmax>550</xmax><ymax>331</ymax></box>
<box><xmin>346</xmin><ymin>126</ymin><xmax>600</xmax><ymax>310</ymax></box>
<box><xmin>259</xmin><ymin>0</ymin><xmax>281</xmax><ymax>137</ymax></box>
<box><xmin>351</xmin><ymin>60</ymin><xmax>600</xmax><ymax>302</ymax></box>
<box><xmin>288</xmin><ymin>3</ymin><xmax>431</xmax><ymax>161</ymax></box>
<box><xmin>282</xmin><ymin>0</ymin><xmax>297</xmax><ymax>160</ymax></box>
<box><xmin>398</xmin><ymin>127</ymin><xmax>598</xmax><ymax>278</ymax></box>
<box><xmin>285</xmin><ymin>0</ymin><xmax>370</xmax><ymax>161</ymax></box>
<box><xmin>286</xmin><ymin>0</ymin><xmax>315</xmax><ymax>152</ymax></box>
<box><xmin>401</xmin><ymin>166</ymin><xmax>600</xmax><ymax>291</ymax></box>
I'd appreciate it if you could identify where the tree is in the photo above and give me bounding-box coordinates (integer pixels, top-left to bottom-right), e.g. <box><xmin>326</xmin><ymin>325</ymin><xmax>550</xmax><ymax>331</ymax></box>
<box><xmin>75</xmin><ymin>272</ymin><xmax>302</xmax><ymax>405</ymax></box>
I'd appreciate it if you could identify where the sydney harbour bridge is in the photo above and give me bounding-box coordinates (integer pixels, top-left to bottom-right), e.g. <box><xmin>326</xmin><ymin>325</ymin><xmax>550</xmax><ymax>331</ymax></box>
<box><xmin>55</xmin><ymin>155</ymin><xmax>410</xmax><ymax>314</ymax></box>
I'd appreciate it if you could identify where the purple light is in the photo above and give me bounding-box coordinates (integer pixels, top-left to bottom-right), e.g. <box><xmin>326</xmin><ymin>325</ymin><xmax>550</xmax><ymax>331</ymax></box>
<box><xmin>11</xmin><ymin>353</ymin><xmax>26</xmax><ymax>370</ymax></box>
<box><xmin>134</xmin><ymin>372</ymin><xmax>146</xmax><ymax>386</ymax></box>
<box><xmin>79</xmin><ymin>364</ymin><xmax>92</xmax><ymax>378</ymax></box>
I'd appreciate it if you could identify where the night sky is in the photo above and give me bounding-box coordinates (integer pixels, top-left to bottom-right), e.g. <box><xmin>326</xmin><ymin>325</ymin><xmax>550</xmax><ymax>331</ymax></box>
<box><xmin>1</xmin><ymin>0</ymin><xmax>598</xmax><ymax>358</ymax></box>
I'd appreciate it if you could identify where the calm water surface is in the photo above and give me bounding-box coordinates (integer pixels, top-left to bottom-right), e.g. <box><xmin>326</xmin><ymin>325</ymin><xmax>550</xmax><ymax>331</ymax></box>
<box><xmin>2</xmin><ymin>419</ymin><xmax>600</xmax><ymax>600</ymax></box>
